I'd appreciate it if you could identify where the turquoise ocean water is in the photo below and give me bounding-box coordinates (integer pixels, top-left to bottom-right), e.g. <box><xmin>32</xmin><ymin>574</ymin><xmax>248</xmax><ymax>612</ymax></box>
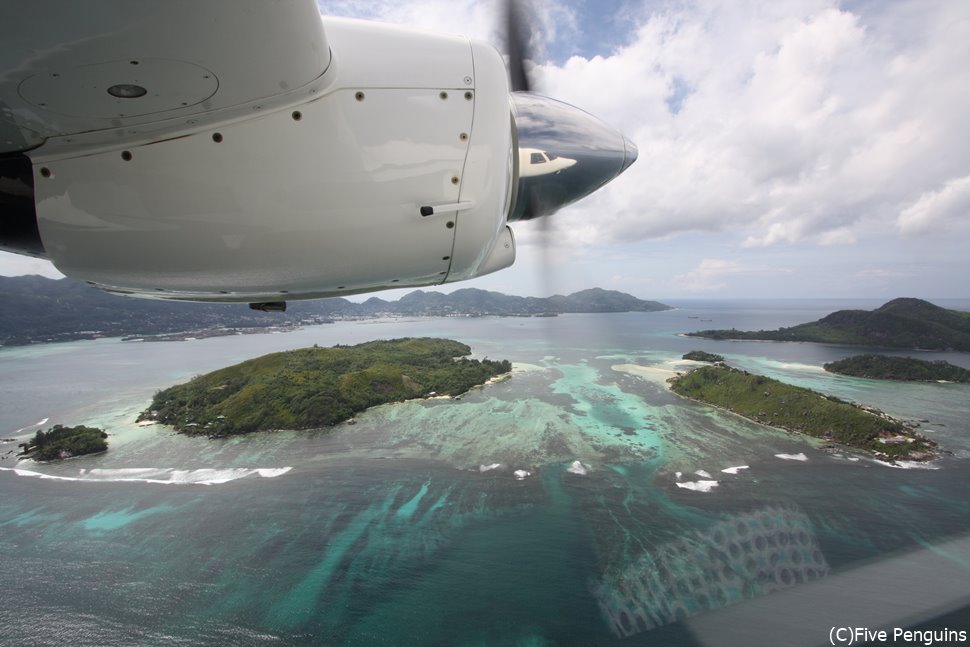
<box><xmin>2</xmin><ymin>300</ymin><xmax>969</xmax><ymax>645</ymax></box>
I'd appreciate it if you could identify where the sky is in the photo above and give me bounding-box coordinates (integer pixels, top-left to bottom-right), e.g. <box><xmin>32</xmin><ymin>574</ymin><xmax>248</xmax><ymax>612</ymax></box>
<box><xmin>4</xmin><ymin>0</ymin><xmax>968</xmax><ymax>300</ymax></box>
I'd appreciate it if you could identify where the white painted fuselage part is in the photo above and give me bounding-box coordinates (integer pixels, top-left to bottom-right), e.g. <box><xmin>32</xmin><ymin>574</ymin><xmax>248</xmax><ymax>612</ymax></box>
<box><xmin>16</xmin><ymin>5</ymin><xmax>515</xmax><ymax>301</ymax></box>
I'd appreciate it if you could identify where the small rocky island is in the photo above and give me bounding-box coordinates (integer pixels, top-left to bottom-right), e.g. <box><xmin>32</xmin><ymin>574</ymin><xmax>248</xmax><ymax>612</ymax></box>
<box><xmin>19</xmin><ymin>425</ymin><xmax>108</xmax><ymax>461</ymax></box>
<box><xmin>824</xmin><ymin>355</ymin><xmax>970</xmax><ymax>383</ymax></box>
<box><xmin>682</xmin><ymin>350</ymin><xmax>724</xmax><ymax>363</ymax></box>
<box><xmin>139</xmin><ymin>338</ymin><xmax>511</xmax><ymax>436</ymax></box>
<box><xmin>668</xmin><ymin>365</ymin><xmax>936</xmax><ymax>461</ymax></box>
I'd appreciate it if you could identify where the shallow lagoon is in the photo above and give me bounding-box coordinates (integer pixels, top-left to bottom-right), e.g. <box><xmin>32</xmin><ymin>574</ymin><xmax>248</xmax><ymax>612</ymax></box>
<box><xmin>2</xmin><ymin>302</ymin><xmax>969</xmax><ymax>645</ymax></box>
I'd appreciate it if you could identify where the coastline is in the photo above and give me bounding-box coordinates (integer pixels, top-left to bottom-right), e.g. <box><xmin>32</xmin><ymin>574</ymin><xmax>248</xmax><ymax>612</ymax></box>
<box><xmin>665</xmin><ymin>367</ymin><xmax>940</xmax><ymax>465</ymax></box>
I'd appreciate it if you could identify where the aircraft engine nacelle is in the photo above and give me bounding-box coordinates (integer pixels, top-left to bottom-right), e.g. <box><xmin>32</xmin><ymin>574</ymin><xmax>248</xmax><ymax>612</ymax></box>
<box><xmin>22</xmin><ymin>16</ymin><xmax>516</xmax><ymax>302</ymax></box>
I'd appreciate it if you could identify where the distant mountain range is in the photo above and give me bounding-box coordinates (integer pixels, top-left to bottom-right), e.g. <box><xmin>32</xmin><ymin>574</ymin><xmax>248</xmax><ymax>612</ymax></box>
<box><xmin>0</xmin><ymin>276</ymin><xmax>670</xmax><ymax>346</ymax></box>
<box><xmin>686</xmin><ymin>298</ymin><xmax>970</xmax><ymax>351</ymax></box>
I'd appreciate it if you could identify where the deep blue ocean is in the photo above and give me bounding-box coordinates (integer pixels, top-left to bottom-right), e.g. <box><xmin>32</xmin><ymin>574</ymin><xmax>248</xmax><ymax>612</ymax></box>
<box><xmin>2</xmin><ymin>300</ymin><xmax>969</xmax><ymax>646</ymax></box>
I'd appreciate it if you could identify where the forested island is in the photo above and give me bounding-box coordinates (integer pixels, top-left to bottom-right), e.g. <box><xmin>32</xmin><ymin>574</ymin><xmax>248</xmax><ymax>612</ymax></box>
<box><xmin>824</xmin><ymin>355</ymin><xmax>970</xmax><ymax>383</ymax></box>
<box><xmin>668</xmin><ymin>365</ymin><xmax>936</xmax><ymax>461</ymax></box>
<box><xmin>19</xmin><ymin>425</ymin><xmax>108</xmax><ymax>461</ymax></box>
<box><xmin>685</xmin><ymin>298</ymin><xmax>970</xmax><ymax>351</ymax></box>
<box><xmin>682</xmin><ymin>350</ymin><xmax>724</xmax><ymax>363</ymax></box>
<box><xmin>139</xmin><ymin>338</ymin><xmax>511</xmax><ymax>436</ymax></box>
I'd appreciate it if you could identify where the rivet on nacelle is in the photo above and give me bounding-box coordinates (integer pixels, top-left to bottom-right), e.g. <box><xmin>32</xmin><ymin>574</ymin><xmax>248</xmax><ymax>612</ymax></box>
<box><xmin>446</xmin><ymin>221</ymin><xmax>455</xmax><ymax>229</ymax></box>
<box><xmin>464</xmin><ymin>91</ymin><xmax>473</xmax><ymax>100</ymax></box>
<box><xmin>355</xmin><ymin>92</ymin><xmax>365</xmax><ymax>101</ymax></box>
<box><xmin>440</xmin><ymin>91</ymin><xmax>448</xmax><ymax>100</ymax></box>
<box><xmin>459</xmin><ymin>133</ymin><xmax>468</xmax><ymax>141</ymax></box>
<box><xmin>121</xmin><ymin>151</ymin><xmax>132</xmax><ymax>161</ymax></box>
<box><xmin>451</xmin><ymin>176</ymin><xmax>460</xmax><ymax>185</ymax></box>
<box><xmin>40</xmin><ymin>167</ymin><xmax>52</xmax><ymax>178</ymax></box>
<box><xmin>291</xmin><ymin>111</ymin><xmax>302</xmax><ymax>121</ymax></box>
<box><xmin>212</xmin><ymin>133</ymin><xmax>223</xmax><ymax>143</ymax></box>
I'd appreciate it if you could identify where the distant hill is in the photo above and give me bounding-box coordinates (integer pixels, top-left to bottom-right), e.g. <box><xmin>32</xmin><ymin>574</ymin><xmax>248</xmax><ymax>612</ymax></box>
<box><xmin>686</xmin><ymin>298</ymin><xmax>970</xmax><ymax>351</ymax></box>
<box><xmin>0</xmin><ymin>276</ymin><xmax>671</xmax><ymax>346</ymax></box>
<box><xmin>391</xmin><ymin>287</ymin><xmax>670</xmax><ymax>316</ymax></box>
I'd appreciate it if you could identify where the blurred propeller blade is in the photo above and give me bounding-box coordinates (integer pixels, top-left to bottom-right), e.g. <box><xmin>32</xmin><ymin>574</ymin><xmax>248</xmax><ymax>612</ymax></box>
<box><xmin>501</xmin><ymin>0</ymin><xmax>637</xmax><ymax>303</ymax></box>
<box><xmin>503</xmin><ymin>0</ymin><xmax>532</xmax><ymax>92</ymax></box>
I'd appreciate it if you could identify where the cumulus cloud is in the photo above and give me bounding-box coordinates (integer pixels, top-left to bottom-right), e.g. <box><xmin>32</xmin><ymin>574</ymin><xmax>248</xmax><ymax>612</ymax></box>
<box><xmin>528</xmin><ymin>0</ymin><xmax>970</xmax><ymax>251</ymax></box>
<box><xmin>897</xmin><ymin>175</ymin><xmax>970</xmax><ymax>236</ymax></box>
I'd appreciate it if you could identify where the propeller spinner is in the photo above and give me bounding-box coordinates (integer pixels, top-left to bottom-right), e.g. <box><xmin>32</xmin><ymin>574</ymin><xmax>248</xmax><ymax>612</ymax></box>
<box><xmin>502</xmin><ymin>1</ymin><xmax>638</xmax><ymax>222</ymax></box>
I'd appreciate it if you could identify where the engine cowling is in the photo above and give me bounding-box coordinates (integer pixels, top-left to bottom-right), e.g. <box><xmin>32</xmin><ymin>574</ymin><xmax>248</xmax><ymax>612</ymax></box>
<box><xmin>25</xmin><ymin>17</ymin><xmax>515</xmax><ymax>302</ymax></box>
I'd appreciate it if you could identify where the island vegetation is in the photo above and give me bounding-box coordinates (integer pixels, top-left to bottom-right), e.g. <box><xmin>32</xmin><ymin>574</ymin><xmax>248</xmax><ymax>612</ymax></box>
<box><xmin>685</xmin><ymin>298</ymin><xmax>970</xmax><ymax>351</ymax></box>
<box><xmin>824</xmin><ymin>355</ymin><xmax>970</xmax><ymax>383</ymax></box>
<box><xmin>682</xmin><ymin>350</ymin><xmax>724</xmax><ymax>363</ymax></box>
<box><xmin>139</xmin><ymin>338</ymin><xmax>511</xmax><ymax>436</ymax></box>
<box><xmin>668</xmin><ymin>365</ymin><xmax>936</xmax><ymax>461</ymax></box>
<box><xmin>20</xmin><ymin>425</ymin><xmax>108</xmax><ymax>461</ymax></box>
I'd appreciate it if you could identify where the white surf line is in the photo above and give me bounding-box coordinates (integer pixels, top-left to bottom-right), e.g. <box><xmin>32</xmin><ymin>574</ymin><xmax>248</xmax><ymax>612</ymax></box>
<box><xmin>676</xmin><ymin>480</ymin><xmax>719</xmax><ymax>492</ymax></box>
<box><xmin>0</xmin><ymin>466</ymin><xmax>293</xmax><ymax>485</ymax></box>
<box><xmin>11</xmin><ymin>417</ymin><xmax>50</xmax><ymax>434</ymax></box>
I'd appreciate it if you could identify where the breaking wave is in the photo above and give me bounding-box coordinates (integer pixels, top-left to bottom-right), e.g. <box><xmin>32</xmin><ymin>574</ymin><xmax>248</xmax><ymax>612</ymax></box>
<box><xmin>0</xmin><ymin>466</ymin><xmax>292</xmax><ymax>485</ymax></box>
<box><xmin>676</xmin><ymin>480</ymin><xmax>719</xmax><ymax>492</ymax></box>
<box><xmin>12</xmin><ymin>417</ymin><xmax>49</xmax><ymax>434</ymax></box>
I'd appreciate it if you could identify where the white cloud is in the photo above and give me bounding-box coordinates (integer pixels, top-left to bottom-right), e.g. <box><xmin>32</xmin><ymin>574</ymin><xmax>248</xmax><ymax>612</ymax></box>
<box><xmin>672</xmin><ymin>257</ymin><xmax>784</xmax><ymax>293</ymax></box>
<box><xmin>525</xmin><ymin>0</ymin><xmax>970</xmax><ymax>254</ymax></box>
<box><xmin>897</xmin><ymin>175</ymin><xmax>970</xmax><ymax>236</ymax></box>
<box><xmin>817</xmin><ymin>227</ymin><xmax>856</xmax><ymax>246</ymax></box>
<box><xmin>316</xmin><ymin>0</ymin><xmax>578</xmax><ymax>58</ymax></box>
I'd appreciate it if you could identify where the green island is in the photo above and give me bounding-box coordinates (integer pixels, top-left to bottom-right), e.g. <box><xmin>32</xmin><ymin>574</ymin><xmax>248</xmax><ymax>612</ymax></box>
<box><xmin>685</xmin><ymin>298</ymin><xmax>970</xmax><ymax>351</ymax></box>
<box><xmin>824</xmin><ymin>355</ymin><xmax>970</xmax><ymax>383</ymax></box>
<box><xmin>20</xmin><ymin>425</ymin><xmax>108</xmax><ymax>461</ymax></box>
<box><xmin>682</xmin><ymin>350</ymin><xmax>724</xmax><ymax>363</ymax></box>
<box><xmin>668</xmin><ymin>365</ymin><xmax>937</xmax><ymax>461</ymax></box>
<box><xmin>139</xmin><ymin>338</ymin><xmax>511</xmax><ymax>436</ymax></box>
